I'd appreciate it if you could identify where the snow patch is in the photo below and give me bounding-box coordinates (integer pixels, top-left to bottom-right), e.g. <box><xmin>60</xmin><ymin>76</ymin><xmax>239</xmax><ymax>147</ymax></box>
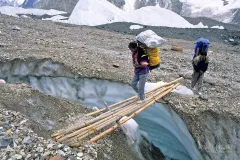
<box><xmin>195</xmin><ymin>22</ymin><xmax>208</xmax><ymax>28</ymax></box>
<box><xmin>145</xmin><ymin>81</ymin><xmax>193</xmax><ymax>95</ymax></box>
<box><xmin>129</xmin><ymin>25</ymin><xmax>143</xmax><ymax>30</ymax></box>
<box><xmin>43</xmin><ymin>15</ymin><xmax>68</xmax><ymax>23</ymax></box>
<box><xmin>20</xmin><ymin>14</ymin><xmax>30</xmax><ymax>18</ymax></box>
<box><xmin>145</xmin><ymin>81</ymin><xmax>166</xmax><ymax>91</ymax></box>
<box><xmin>120</xmin><ymin>116</ymin><xmax>139</xmax><ymax>142</ymax></box>
<box><xmin>0</xmin><ymin>79</ymin><xmax>6</xmax><ymax>84</ymax></box>
<box><xmin>0</xmin><ymin>6</ymin><xmax>66</xmax><ymax>17</ymax></box>
<box><xmin>173</xmin><ymin>86</ymin><xmax>194</xmax><ymax>95</ymax></box>
<box><xmin>211</xmin><ymin>25</ymin><xmax>225</xmax><ymax>29</ymax></box>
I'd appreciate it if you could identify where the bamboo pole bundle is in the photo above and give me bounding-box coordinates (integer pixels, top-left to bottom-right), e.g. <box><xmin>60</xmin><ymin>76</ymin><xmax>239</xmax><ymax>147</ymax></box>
<box><xmin>104</xmin><ymin>102</ymin><xmax>135</xmax><ymax>144</ymax></box>
<box><xmin>57</xmin><ymin>102</ymin><xmax>141</xmax><ymax>143</ymax></box>
<box><xmin>52</xmin><ymin>77</ymin><xmax>183</xmax><ymax>146</ymax></box>
<box><xmin>65</xmin><ymin>85</ymin><xmax>175</xmax><ymax>146</ymax></box>
<box><xmin>52</xmin><ymin>83</ymin><xmax>159</xmax><ymax>138</ymax></box>
<box><xmin>87</xmin><ymin>77</ymin><xmax>183</xmax><ymax>116</ymax></box>
<box><xmin>52</xmin><ymin>98</ymin><xmax>139</xmax><ymax>138</ymax></box>
<box><xmin>87</xmin><ymin>90</ymin><xmax>151</xmax><ymax>117</ymax></box>
<box><xmin>57</xmin><ymin>86</ymin><xmax>165</xmax><ymax>143</ymax></box>
<box><xmin>67</xmin><ymin>105</ymin><xmax>141</xmax><ymax>146</ymax></box>
<box><xmin>88</xmin><ymin>83</ymin><xmax>180</xmax><ymax>144</ymax></box>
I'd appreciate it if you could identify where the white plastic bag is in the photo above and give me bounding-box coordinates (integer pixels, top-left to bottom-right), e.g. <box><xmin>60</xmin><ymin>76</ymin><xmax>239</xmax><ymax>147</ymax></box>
<box><xmin>120</xmin><ymin>116</ymin><xmax>139</xmax><ymax>142</ymax></box>
<box><xmin>173</xmin><ymin>85</ymin><xmax>194</xmax><ymax>95</ymax></box>
<box><xmin>136</xmin><ymin>30</ymin><xmax>166</xmax><ymax>48</ymax></box>
<box><xmin>0</xmin><ymin>79</ymin><xmax>6</xmax><ymax>84</ymax></box>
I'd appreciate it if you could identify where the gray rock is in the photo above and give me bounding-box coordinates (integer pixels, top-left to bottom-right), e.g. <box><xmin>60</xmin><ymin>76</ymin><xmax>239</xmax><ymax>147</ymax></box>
<box><xmin>68</xmin><ymin>155</ymin><xmax>77</xmax><ymax>160</ymax></box>
<box><xmin>57</xmin><ymin>150</ymin><xmax>66</xmax><ymax>156</ymax></box>
<box><xmin>47</xmin><ymin>143</ymin><xmax>54</xmax><ymax>149</ymax></box>
<box><xmin>58</xmin><ymin>144</ymin><xmax>64</xmax><ymax>149</ymax></box>
<box><xmin>43</xmin><ymin>151</ymin><xmax>51</xmax><ymax>157</ymax></box>
<box><xmin>19</xmin><ymin>151</ymin><xmax>26</xmax><ymax>158</ymax></box>
<box><xmin>25</xmin><ymin>154</ymin><xmax>32</xmax><ymax>159</ymax></box>
<box><xmin>12</xmin><ymin>134</ymin><xmax>19</xmax><ymax>139</ymax></box>
<box><xmin>0</xmin><ymin>43</ymin><xmax>8</xmax><ymax>48</ymax></box>
<box><xmin>112</xmin><ymin>63</ymin><xmax>120</xmax><ymax>68</ymax></box>
<box><xmin>0</xmin><ymin>132</ymin><xmax>5</xmax><ymax>136</ymax></box>
<box><xmin>77</xmin><ymin>152</ymin><xmax>83</xmax><ymax>157</ymax></box>
<box><xmin>12</xmin><ymin>26</ymin><xmax>21</xmax><ymax>31</ymax></box>
<box><xmin>22</xmin><ymin>136</ymin><xmax>32</xmax><ymax>144</ymax></box>
<box><xmin>199</xmin><ymin>94</ymin><xmax>209</xmax><ymax>100</ymax></box>
<box><xmin>45</xmin><ymin>120</ymin><xmax>56</xmax><ymax>131</ymax></box>
<box><xmin>36</xmin><ymin>147</ymin><xmax>44</xmax><ymax>153</ymax></box>
<box><xmin>229</xmin><ymin>38</ymin><xmax>235</xmax><ymax>42</ymax></box>
<box><xmin>9</xmin><ymin>152</ymin><xmax>16</xmax><ymax>158</ymax></box>
<box><xmin>64</xmin><ymin>146</ymin><xmax>70</xmax><ymax>152</ymax></box>
<box><xmin>12</xmin><ymin>111</ymin><xmax>19</xmax><ymax>116</ymax></box>
<box><xmin>0</xmin><ymin>137</ymin><xmax>13</xmax><ymax>148</ymax></box>
<box><xmin>90</xmin><ymin>151</ymin><xmax>97</xmax><ymax>158</ymax></box>
<box><xmin>72</xmin><ymin>151</ymin><xmax>78</xmax><ymax>156</ymax></box>
<box><xmin>14</xmin><ymin>154</ymin><xmax>23</xmax><ymax>159</ymax></box>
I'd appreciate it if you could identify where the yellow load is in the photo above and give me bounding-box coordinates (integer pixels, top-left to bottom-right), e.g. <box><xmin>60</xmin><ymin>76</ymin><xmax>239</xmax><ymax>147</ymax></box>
<box><xmin>141</xmin><ymin>47</ymin><xmax>160</xmax><ymax>67</ymax></box>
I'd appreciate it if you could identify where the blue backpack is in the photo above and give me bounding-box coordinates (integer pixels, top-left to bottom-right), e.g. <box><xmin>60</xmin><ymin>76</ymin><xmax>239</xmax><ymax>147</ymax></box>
<box><xmin>193</xmin><ymin>38</ymin><xmax>210</xmax><ymax>60</ymax></box>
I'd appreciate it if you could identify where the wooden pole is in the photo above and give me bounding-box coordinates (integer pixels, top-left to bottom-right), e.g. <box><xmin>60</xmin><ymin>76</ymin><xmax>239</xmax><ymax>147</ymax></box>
<box><xmin>87</xmin><ymin>96</ymin><xmax>138</xmax><ymax>116</ymax></box>
<box><xmin>103</xmin><ymin>101</ymin><xmax>135</xmax><ymax>144</ymax></box>
<box><xmin>88</xmin><ymin>83</ymin><xmax>180</xmax><ymax>144</ymax></box>
<box><xmin>58</xmin><ymin>99</ymin><xmax>147</xmax><ymax>143</ymax></box>
<box><xmin>52</xmin><ymin>98</ymin><xmax>139</xmax><ymax>138</ymax></box>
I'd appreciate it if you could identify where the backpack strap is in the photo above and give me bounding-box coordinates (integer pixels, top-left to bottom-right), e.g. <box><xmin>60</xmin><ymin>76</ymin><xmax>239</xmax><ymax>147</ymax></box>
<box><xmin>141</xmin><ymin>54</ymin><xmax>148</xmax><ymax>58</ymax></box>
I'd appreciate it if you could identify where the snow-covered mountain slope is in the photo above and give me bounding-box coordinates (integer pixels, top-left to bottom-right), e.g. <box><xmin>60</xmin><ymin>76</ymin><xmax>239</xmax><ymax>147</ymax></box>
<box><xmin>0</xmin><ymin>0</ymin><xmax>25</xmax><ymax>7</ymax></box>
<box><xmin>109</xmin><ymin>0</ymin><xmax>184</xmax><ymax>14</ymax></box>
<box><xmin>179</xmin><ymin>0</ymin><xmax>240</xmax><ymax>23</ymax></box>
<box><xmin>0</xmin><ymin>0</ymin><xmax>10</xmax><ymax>6</ymax></box>
<box><xmin>10</xmin><ymin>0</ymin><xmax>25</xmax><ymax>6</ymax></box>
<box><xmin>109</xmin><ymin>0</ymin><xmax>240</xmax><ymax>24</ymax></box>
<box><xmin>1</xmin><ymin>0</ymin><xmax>78</xmax><ymax>13</ymax></box>
<box><xmin>68</xmin><ymin>0</ymin><xmax>207</xmax><ymax>28</ymax></box>
<box><xmin>2</xmin><ymin>0</ymin><xmax>239</xmax><ymax>24</ymax></box>
<box><xmin>0</xmin><ymin>6</ymin><xmax>66</xmax><ymax>17</ymax></box>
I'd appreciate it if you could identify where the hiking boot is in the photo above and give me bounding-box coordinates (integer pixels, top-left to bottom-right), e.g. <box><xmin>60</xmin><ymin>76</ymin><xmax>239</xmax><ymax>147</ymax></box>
<box><xmin>134</xmin><ymin>95</ymin><xmax>140</xmax><ymax>100</ymax></box>
<box><xmin>136</xmin><ymin>99</ymin><xmax>146</xmax><ymax>104</ymax></box>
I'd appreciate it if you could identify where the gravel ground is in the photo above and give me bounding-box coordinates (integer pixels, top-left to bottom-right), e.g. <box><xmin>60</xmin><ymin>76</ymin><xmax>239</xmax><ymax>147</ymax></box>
<box><xmin>184</xmin><ymin>16</ymin><xmax>240</xmax><ymax>31</ymax></box>
<box><xmin>95</xmin><ymin>22</ymin><xmax>240</xmax><ymax>45</ymax></box>
<box><xmin>0</xmin><ymin>83</ymin><xmax>139</xmax><ymax>160</ymax></box>
<box><xmin>0</xmin><ymin>107</ymin><xmax>99</xmax><ymax>160</ymax></box>
<box><xmin>0</xmin><ymin>14</ymin><xmax>240</xmax><ymax>159</ymax></box>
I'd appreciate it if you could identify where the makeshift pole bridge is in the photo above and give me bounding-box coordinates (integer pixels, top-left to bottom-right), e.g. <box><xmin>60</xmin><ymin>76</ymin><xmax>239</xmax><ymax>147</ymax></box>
<box><xmin>51</xmin><ymin>77</ymin><xmax>183</xmax><ymax>146</ymax></box>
